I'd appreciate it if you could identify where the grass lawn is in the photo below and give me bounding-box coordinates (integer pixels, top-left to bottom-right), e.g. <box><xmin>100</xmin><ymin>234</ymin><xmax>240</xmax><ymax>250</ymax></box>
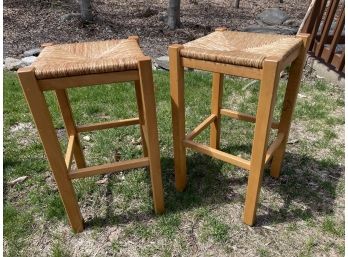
<box><xmin>3</xmin><ymin>69</ymin><xmax>344</xmax><ymax>256</ymax></box>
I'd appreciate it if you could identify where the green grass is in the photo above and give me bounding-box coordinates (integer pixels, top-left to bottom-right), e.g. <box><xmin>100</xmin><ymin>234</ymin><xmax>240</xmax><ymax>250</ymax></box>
<box><xmin>322</xmin><ymin>216</ymin><xmax>344</xmax><ymax>237</ymax></box>
<box><xmin>3</xmin><ymin>70</ymin><xmax>344</xmax><ymax>256</ymax></box>
<box><xmin>201</xmin><ymin>215</ymin><xmax>230</xmax><ymax>243</ymax></box>
<box><xmin>4</xmin><ymin>204</ymin><xmax>35</xmax><ymax>257</ymax></box>
<box><xmin>51</xmin><ymin>241</ymin><xmax>72</xmax><ymax>257</ymax></box>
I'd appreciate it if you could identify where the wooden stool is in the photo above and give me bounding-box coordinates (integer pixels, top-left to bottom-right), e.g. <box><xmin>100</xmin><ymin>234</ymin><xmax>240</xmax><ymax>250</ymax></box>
<box><xmin>17</xmin><ymin>37</ymin><xmax>164</xmax><ymax>233</ymax></box>
<box><xmin>169</xmin><ymin>28</ymin><xmax>310</xmax><ymax>225</ymax></box>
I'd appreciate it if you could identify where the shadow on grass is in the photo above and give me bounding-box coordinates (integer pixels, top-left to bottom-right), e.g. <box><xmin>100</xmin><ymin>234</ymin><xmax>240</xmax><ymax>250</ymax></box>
<box><xmin>85</xmin><ymin>148</ymin><xmax>343</xmax><ymax>229</ymax></box>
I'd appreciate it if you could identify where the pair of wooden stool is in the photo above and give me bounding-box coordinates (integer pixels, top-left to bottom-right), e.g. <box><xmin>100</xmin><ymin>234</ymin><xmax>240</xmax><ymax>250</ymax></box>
<box><xmin>18</xmin><ymin>29</ymin><xmax>309</xmax><ymax>232</ymax></box>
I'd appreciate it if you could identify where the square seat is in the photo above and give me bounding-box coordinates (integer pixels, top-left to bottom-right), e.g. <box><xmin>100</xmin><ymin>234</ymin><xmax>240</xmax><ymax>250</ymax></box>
<box><xmin>32</xmin><ymin>39</ymin><xmax>146</xmax><ymax>79</ymax></box>
<box><xmin>180</xmin><ymin>30</ymin><xmax>303</xmax><ymax>69</ymax></box>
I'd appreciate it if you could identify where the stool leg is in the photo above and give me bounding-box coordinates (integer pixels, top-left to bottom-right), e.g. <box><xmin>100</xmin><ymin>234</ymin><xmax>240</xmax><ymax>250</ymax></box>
<box><xmin>210</xmin><ymin>73</ymin><xmax>224</xmax><ymax>149</ymax></box>
<box><xmin>17</xmin><ymin>67</ymin><xmax>84</xmax><ymax>232</ymax></box>
<box><xmin>55</xmin><ymin>89</ymin><xmax>86</xmax><ymax>168</ymax></box>
<box><xmin>244</xmin><ymin>58</ymin><xmax>280</xmax><ymax>226</ymax></box>
<box><xmin>137</xmin><ymin>58</ymin><xmax>165</xmax><ymax>214</ymax></box>
<box><xmin>134</xmin><ymin>81</ymin><xmax>148</xmax><ymax>157</ymax></box>
<box><xmin>270</xmin><ymin>34</ymin><xmax>310</xmax><ymax>178</ymax></box>
<box><xmin>169</xmin><ymin>45</ymin><xmax>187</xmax><ymax>192</ymax></box>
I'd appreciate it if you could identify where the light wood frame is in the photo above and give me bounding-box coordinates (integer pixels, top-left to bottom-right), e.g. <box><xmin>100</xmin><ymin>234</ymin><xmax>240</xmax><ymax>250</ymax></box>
<box><xmin>17</xmin><ymin>39</ymin><xmax>164</xmax><ymax>233</ymax></box>
<box><xmin>169</xmin><ymin>30</ymin><xmax>310</xmax><ymax>226</ymax></box>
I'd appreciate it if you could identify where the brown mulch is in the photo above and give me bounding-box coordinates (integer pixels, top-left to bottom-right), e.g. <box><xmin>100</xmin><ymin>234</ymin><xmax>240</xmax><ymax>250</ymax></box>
<box><xmin>4</xmin><ymin>0</ymin><xmax>311</xmax><ymax>59</ymax></box>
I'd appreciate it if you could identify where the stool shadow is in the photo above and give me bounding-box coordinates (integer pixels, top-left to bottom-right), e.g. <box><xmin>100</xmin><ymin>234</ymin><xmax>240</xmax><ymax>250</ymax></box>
<box><xmin>255</xmin><ymin>152</ymin><xmax>344</xmax><ymax>226</ymax></box>
<box><xmin>86</xmin><ymin>147</ymin><xmax>343</xmax><ymax>228</ymax></box>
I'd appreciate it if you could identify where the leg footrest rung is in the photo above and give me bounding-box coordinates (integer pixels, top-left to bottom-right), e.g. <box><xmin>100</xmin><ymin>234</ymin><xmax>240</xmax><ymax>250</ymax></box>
<box><xmin>186</xmin><ymin>114</ymin><xmax>216</xmax><ymax>140</ymax></box>
<box><xmin>69</xmin><ymin>157</ymin><xmax>150</xmax><ymax>179</ymax></box>
<box><xmin>220</xmin><ymin>109</ymin><xmax>279</xmax><ymax>129</ymax></box>
<box><xmin>65</xmin><ymin>135</ymin><xmax>75</xmax><ymax>170</ymax></box>
<box><xmin>264</xmin><ymin>133</ymin><xmax>285</xmax><ymax>165</ymax></box>
<box><xmin>184</xmin><ymin>139</ymin><xmax>251</xmax><ymax>170</ymax></box>
<box><xmin>76</xmin><ymin>118</ymin><xmax>140</xmax><ymax>133</ymax></box>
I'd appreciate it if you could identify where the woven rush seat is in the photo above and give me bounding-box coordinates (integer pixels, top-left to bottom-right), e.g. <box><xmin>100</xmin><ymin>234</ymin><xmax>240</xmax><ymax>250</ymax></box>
<box><xmin>32</xmin><ymin>39</ymin><xmax>145</xmax><ymax>79</ymax></box>
<box><xmin>180</xmin><ymin>30</ymin><xmax>303</xmax><ymax>69</ymax></box>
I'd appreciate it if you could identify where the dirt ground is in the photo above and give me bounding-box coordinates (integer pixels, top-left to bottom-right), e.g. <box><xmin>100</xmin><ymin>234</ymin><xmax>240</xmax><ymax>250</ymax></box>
<box><xmin>4</xmin><ymin>0</ymin><xmax>311</xmax><ymax>59</ymax></box>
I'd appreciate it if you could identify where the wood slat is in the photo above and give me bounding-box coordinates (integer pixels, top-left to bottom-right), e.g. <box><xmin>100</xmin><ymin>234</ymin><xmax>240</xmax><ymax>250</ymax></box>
<box><xmin>220</xmin><ymin>109</ymin><xmax>279</xmax><ymax>129</ymax></box>
<box><xmin>184</xmin><ymin>139</ymin><xmax>251</xmax><ymax>170</ymax></box>
<box><xmin>332</xmin><ymin>52</ymin><xmax>345</xmax><ymax>71</ymax></box>
<box><xmin>65</xmin><ymin>135</ymin><xmax>75</xmax><ymax>170</ymax></box>
<box><xmin>315</xmin><ymin>0</ymin><xmax>340</xmax><ymax>57</ymax></box>
<box><xmin>76</xmin><ymin>118</ymin><xmax>140</xmax><ymax>132</ymax></box>
<box><xmin>301</xmin><ymin>0</ymin><xmax>325</xmax><ymax>34</ymax></box>
<box><xmin>69</xmin><ymin>157</ymin><xmax>150</xmax><ymax>179</ymax></box>
<box><xmin>186</xmin><ymin>114</ymin><xmax>216</xmax><ymax>140</ymax></box>
<box><xmin>182</xmin><ymin>58</ymin><xmax>262</xmax><ymax>79</ymax></box>
<box><xmin>324</xmin><ymin>5</ymin><xmax>345</xmax><ymax>63</ymax></box>
<box><xmin>38</xmin><ymin>70</ymin><xmax>139</xmax><ymax>91</ymax></box>
<box><xmin>337</xmin><ymin>51</ymin><xmax>345</xmax><ymax>71</ymax></box>
<box><xmin>308</xmin><ymin>0</ymin><xmax>329</xmax><ymax>50</ymax></box>
<box><xmin>264</xmin><ymin>133</ymin><xmax>285</xmax><ymax>165</ymax></box>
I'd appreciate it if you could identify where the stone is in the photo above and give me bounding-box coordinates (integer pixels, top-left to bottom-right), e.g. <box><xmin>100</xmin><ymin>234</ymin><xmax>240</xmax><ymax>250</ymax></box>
<box><xmin>8</xmin><ymin>176</ymin><xmax>28</xmax><ymax>186</ymax></box>
<box><xmin>257</xmin><ymin>8</ymin><xmax>289</xmax><ymax>26</ymax></box>
<box><xmin>4</xmin><ymin>57</ymin><xmax>25</xmax><ymax>70</ymax></box>
<box><xmin>243</xmin><ymin>25</ymin><xmax>297</xmax><ymax>35</ymax></box>
<box><xmin>83</xmin><ymin>135</ymin><xmax>91</xmax><ymax>141</ymax></box>
<box><xmin>283</xmin><ymin>19</ymin><xmax>301</xmax><ymax>27</ymax></box>
<box><xmin>10</xmin><ymin>122</ymin><xmax>34</xmax><ymax>132</ymax></box>
<box><xmin>159</xmin><ymin>12</ymin><xmax>167</xmax><ymax>22</ymax></box>
<box><xmin>23</xmin><ymin>48</ymin><xmax>41</xmax><ymax>57</ymax></box>
<box><xmin>60</xmin><ymin>13</ymin><xmax>80</xmax><ymax>22</ymax></box>
<box><xmin>155</xmin><ymin>55</ymin><xmax>169</xmax><ymax>70</ymax></box>
<box><xmin>21</xmin><ymin>56</ymin><xmax>37</xmax><ymax>66</ymax></box>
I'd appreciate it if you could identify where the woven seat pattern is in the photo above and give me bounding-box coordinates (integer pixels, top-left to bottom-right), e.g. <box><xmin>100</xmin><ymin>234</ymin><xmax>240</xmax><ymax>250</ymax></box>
<box><xmin>32</xmin><ymin>39</ymin><xmax>145</xmax><ymax>79</ymax></box>
<box><xmin>180</xmin><ymin>31</ymin><xmax>303</xmax><ymax>68</ymax></box>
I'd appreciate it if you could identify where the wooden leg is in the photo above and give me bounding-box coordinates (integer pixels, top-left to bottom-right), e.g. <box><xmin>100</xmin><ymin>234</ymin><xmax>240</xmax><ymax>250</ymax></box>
<box><xmin>270</xmin><ymin>34</ymin><xmax>310</xmax><ymax>178</ymax></box>
<box><xmin>243</xmin><ymin>58</ymin><xmax>280</xmax><ymax>226</ymax></box>
<box><xmin>137</xmin><ymin>57</ymin><xmax>165</xmax><ymax>214</ymax></box>
<box><xmin>134</xmin><ymin>81</ymin><xmax>148</xmax><ymax>157</ymax></box>
<box><xmin>17</xmin><ymin>67</ymin><xmax>84</xmax><ymax>233</ymax></box>
<box><xmin>55</xmin><ymin>89</ymin><xmax>86</xmax><ymax>168</ymax></box>
<box><xmin>169</xmin><ymin>44</ymin><xmax>187</xmax><ymax>192</ymax></box>
<box><xmin>210</xmin><ymin>73</ymin><xmax>224</xmax><ymax>149</ymax></box>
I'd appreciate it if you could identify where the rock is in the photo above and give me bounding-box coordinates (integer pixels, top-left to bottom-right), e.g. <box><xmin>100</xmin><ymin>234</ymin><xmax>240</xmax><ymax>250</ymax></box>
<box><xmin>83</xmin><ymin>135</ymin><xmax>91</xmax><ymax>141</ymax></box>
<box><xmin>8</xmin><ymin>176</ymin><xmax>28</xmax><ymax>186</ymax></box>
<box><xmin>159</xmin><ymin>12</ymin><xmax>167</xmax><ymax>22</ymax></box>
<box><xmin>21</xmin><ymin>56</ymin><xmax>37</xmax><ymax>66</ymax></box>
<box><xmin>96</xmin><ymin>176</ymin><xmax>109</xmax><ymax>185</ymax></box>
<box><xmin>155</xmin><ymin>56</ymin><xmax>169</xmax><ymax>70</ymax></box>
<box><xmin>4</xmin><ymin>57</ymin><xmax>25</xmax><ymax>70</ymax></box>
<box><xmin>262</xmin><ymin>225</ymin><xmax>276</xmax><ymax>231</ymax></box>
<box><xmin>23</xmin><ymin>48</ymin><xmax>41</xmax><ymax>57</ymax></box>
<box><xmin>108</xmin><ymin>228</ymin><xmax>122</xmax><ymax>242</ymax></box>
<box><xmin>60</xmin><ymin>13</ymin><xmax>80</xmax><ymax>22</ymax></box>
<box><xmin>4</xmin><ymin>56</ymin><xmax>37</xmax><ymax>70</ymax></box>
<box><xmin>283</xmin><ymin>19</ymin><xmax>301</xmax><ymax>27</ymax></box>
<box><xmin>141</xmin><ymin>7</ymin><xmax>158</xmax><ymax>18</ymax></box>
<box><xmin>10</xmin><ymin>122</ymin><xmax>34</xmax><ymax>132</ymax></box>
<box><xmin>257</xmin><ymin>8</ymin><xmax>289</xmax><ymax>26</ymax></box>
<box><xmin>243</xmin><ymin>25</ymin><xmax>297</xmax><ymax>35</ymax></box>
